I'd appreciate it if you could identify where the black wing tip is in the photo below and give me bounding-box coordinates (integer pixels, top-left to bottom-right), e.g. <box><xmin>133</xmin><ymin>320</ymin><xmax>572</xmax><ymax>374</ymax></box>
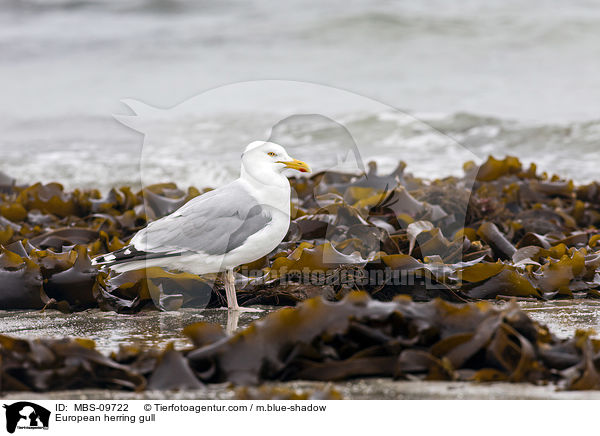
<box><xmin>91</xmin><ymin>246</ymin><xmax>138</xmax><ymax>266</ymax></box>
<box><xmin>91</xmin><ymin>245</ymin><xmax>182</xmax><ymax>267</ymax></box>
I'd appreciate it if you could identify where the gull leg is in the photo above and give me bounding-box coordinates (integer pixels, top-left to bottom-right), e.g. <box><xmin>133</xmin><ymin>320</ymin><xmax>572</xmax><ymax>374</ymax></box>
<box><xmin>224</xmin><ymin>268</ymin><xmax>240</xmax><ymax>310</ymax></box>
<box><xmin>222</xmin><ymin>268</ymin><xmax>263</xmax><ymax>313</ymax></box>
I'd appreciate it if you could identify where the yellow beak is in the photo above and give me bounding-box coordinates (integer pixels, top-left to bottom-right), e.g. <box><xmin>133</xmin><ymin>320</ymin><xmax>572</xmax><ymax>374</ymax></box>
<box><xmin>277</xmin><ymin>158</ymin><xmax>311</xmax><ymax>173</ymax></box>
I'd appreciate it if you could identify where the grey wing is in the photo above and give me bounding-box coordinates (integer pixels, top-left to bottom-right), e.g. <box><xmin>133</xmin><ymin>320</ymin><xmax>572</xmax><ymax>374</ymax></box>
<box><xmin>130</xmin><ymin>181</ymin><xmax>272</xmax><ymax>257</ymax></box>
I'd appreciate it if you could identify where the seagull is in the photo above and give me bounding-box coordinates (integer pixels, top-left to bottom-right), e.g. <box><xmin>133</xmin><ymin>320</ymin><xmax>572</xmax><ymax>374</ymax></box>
<box><xmin>92</xmin><ymin>141</ymin><xmax>311</xmax><ymax>311</ymax></box>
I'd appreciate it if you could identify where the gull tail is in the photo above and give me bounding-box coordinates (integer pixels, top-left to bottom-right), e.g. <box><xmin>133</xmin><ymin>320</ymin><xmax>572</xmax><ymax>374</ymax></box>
<box><xmin>91</xmin><ymin>245</ymin><xmax>180</xmax><ymax>272</ymax></box>
<box><xmin>91</xmin><ymin>245</ymin><xmax>142</xmax><ymax>267</ymax></box>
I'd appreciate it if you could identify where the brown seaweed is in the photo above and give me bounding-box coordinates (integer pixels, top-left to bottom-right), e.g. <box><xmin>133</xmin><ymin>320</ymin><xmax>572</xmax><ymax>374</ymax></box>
<box><xmin>1</xmin><ymin>155</ymin><xmax>600</xmax><ymax>311</ymax></box>
<box><xmin>0</xmin><ymin>335</ymin><xmax>146</xmax><ymax>391</ymax></box>
<box><xmin>184</xmin><ymin>292</ymin><xmax>600</xmax><ymax>390</ymax></box>
<box><xmin>2</xmin><ymin>292</ymin><xmax>600</xmax><ymax>392</ymax></box>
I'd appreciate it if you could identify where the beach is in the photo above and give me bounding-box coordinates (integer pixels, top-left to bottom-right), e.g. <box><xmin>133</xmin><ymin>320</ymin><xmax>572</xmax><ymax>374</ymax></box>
<box><xmin>2</xmin><ymin>0</ymin><xmax>600</xmax><ymax>404</ymax></box>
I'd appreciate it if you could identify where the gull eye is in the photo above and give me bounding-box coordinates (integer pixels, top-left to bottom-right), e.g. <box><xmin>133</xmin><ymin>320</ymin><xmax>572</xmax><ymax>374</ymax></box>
<box><xmin>267</xmin><ymin>152</ymin><xmax>276</xmax><ymax>157</ymax></box>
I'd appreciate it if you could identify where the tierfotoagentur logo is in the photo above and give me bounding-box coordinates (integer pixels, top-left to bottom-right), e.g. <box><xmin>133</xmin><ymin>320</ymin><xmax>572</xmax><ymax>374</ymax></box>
<box><xmin>2</xmin><ymin>402</ymin><xmax>50</xmax><ymax>433</ymax></box>
<box><xmin>115</xmin><ymin>80</ymin><xmax>478</xmax><ymax>301</ymax></box>
<box><xmin>98</xmin><ymin>80</ymin><xmax>483</xmax><ymax>331</ymax></box>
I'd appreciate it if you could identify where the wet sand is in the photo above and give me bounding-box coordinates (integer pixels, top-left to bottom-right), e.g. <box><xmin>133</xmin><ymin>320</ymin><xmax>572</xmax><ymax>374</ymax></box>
<box><xmin>1</xmin><ymin>300</ymin><xmax>597</xmax><ymax>353</ymax></box>
<box><xmin>2</xmin><ymin>301</ymin><xmax>599</xmax><ymax>399</ymax></box>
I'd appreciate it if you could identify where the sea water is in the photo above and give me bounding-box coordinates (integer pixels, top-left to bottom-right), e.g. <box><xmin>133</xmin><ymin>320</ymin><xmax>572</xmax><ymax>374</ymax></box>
<box><xmin>0</xmin><ymin>0</ymin><xmax>598</xmax><ymax>190</ymax></box>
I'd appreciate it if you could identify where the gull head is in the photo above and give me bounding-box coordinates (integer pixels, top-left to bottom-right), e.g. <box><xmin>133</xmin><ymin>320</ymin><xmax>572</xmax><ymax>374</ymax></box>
<box><xmin>241</xmin><ymin>141</ymin><xmax>311</xmax><ymax>183</ymax></box>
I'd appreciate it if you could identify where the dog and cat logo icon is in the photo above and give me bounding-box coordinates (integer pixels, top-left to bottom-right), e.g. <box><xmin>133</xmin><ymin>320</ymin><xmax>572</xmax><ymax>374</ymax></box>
<box><xmin>2</xmin><ymin>402</ymin><xmax>50</xmax><ymax>433</ymax></box>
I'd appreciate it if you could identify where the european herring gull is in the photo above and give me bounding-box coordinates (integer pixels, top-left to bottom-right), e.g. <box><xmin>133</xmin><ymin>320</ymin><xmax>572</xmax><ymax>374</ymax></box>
<box><xmin>91</xmin><ymin>141</ymin><xmax>311</xmax><ymax>311</ymax></box>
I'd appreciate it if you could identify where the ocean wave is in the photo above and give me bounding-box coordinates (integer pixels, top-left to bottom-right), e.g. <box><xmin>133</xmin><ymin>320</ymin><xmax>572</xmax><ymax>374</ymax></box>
<box><xmin>2</xmin><ymin>110</ymin><xmax>598</xmax><ymax>191</ymax></box>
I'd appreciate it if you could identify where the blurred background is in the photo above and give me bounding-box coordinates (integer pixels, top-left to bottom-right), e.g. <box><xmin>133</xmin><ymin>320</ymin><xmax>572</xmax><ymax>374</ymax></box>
<box><xmin>1</xmin><ymin>0</ymin><xmax>599</xmax><ymax>190</ymax></box>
